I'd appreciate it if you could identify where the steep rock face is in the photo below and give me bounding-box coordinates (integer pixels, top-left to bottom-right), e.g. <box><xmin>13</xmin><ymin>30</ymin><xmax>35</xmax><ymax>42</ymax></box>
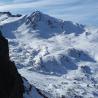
<box><xmin>0</xmin><ymin>31</ymin><xmax>24</xmax><ymax>98</ymax></box>
<box><xmin>23</xmin><ymin>78</ymin><xmax>49</xmax><ymax>98</ymax></box>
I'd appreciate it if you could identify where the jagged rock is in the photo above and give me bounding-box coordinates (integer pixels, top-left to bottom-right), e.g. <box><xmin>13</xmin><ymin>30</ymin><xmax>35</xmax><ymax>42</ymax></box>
<box><xmin>23</xmin><ymin>78</ymin><xmax>49</xmax><ymax>98</ymax></box>
<box><xmin>0</xmin><ymin>12</ymin><xmax>22</xmax><ymax>17</ymax></box>
<box><xmin>0</xmin><ymin>31</ymin><xmax>24</xmax><ymax>98</ymax></box>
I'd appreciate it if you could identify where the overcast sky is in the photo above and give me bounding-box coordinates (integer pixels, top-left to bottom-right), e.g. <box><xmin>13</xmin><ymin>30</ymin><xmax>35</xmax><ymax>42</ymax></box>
<box><xmin>0</xmin><ymin>0</ymin><xmax>98</xmax><ymax>27</ymax></box>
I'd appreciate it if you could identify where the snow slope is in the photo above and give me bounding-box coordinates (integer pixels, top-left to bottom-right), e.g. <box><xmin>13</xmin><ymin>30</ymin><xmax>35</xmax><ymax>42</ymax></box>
<box><xmin>0</xmin><ymin>11</ymin><xmax>98</xmax><ymax>98</ymax></box>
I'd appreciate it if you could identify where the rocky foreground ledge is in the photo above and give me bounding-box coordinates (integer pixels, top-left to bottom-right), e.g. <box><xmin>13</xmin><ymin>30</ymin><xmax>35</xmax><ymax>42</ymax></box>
<box><xmin>0</xmin><ymin>31</ymin><xmax>24</xmax><ymax>98</ymax></box>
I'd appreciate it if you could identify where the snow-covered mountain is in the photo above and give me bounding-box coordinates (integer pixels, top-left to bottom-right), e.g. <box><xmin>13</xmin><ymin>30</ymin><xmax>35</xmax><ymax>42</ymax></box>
<box><xmin>0</xmin><ymin>11</ymin><xmax>98</xmax><ymax>98</ymax></box>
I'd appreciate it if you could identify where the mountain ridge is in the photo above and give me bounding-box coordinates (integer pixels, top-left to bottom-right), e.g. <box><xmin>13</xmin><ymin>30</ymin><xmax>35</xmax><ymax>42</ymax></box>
<box><xmin>0</xmin><ymin>11</ymin><xmax>85</xmax><ymax>38</ymax></box>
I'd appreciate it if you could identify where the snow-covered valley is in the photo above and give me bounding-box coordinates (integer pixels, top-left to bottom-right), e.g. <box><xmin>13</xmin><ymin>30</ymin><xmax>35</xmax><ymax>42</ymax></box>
<box><xmin>0</xmin><ymin>11</ymin><xmax>98</xmax><ymax>98</ymax></box>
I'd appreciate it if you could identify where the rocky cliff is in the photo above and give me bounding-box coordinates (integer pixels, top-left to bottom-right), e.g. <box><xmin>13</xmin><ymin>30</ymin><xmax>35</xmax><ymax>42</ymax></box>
<box><xmin>0</xmin><ymin>31</ymin><xmax>24</xmax><ymax>98</ymax></box>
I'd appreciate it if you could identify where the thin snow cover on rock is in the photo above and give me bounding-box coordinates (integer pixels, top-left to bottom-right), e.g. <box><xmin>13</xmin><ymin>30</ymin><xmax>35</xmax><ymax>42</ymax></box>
<box><xmin>23</xmin><ymin>78</ymin><xmax>48</xmax><ymax>98</ymax></box>
<box><xmin>0</xmin><ymin>11</ymin><xmax>98</xmax><ymax>98</ymax></box>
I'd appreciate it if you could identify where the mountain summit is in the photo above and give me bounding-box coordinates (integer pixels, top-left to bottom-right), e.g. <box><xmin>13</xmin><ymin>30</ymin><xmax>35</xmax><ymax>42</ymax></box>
<box><xmin>0</xmin><ymin>11</ymin><xmax>85</xmax><ymax>39</ymax></box>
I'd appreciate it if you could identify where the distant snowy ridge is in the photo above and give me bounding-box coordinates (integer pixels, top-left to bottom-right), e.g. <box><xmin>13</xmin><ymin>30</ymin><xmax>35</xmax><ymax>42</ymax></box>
<box><xmin>0</xmin><ymin>11</ymin><xmax>85</xmax><ymax>38</ymax></box>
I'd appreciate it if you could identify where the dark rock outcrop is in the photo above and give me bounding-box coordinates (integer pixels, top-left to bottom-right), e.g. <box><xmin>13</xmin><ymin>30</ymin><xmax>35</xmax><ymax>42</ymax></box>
<box><xmin>0</xmin><ymin>31</ymin><xmax>24</xmax><ymax>98</ymax></box>
<box><xmin>0</xmin><ymin>12</ymin><xmax>22</xmax><ymax>17</ymax></box>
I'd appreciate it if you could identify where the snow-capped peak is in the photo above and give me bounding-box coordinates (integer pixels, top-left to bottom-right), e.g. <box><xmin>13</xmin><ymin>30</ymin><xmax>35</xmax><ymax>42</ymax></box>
<box><xmin>0</xmin><ymin>11</ymin><xmax>85</xmax><ymax>39</ymax></box>
<box><xmin>25</xmin><ymin>11</ymin><xmax>85</xmax><ymax>38</ymax></box>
